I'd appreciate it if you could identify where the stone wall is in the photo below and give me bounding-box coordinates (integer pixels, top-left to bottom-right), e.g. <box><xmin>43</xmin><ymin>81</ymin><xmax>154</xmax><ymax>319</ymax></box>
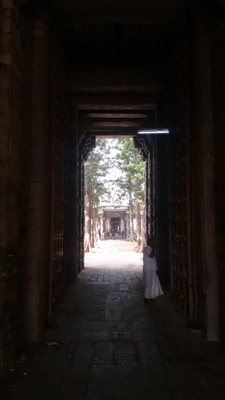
<box><xmin>190</xmin><ymin>4</ymin><xmax>218</xmax><ymax>340</ymax></box>
<box><xmin>167</xmin><ymin>3</ymin><xmax>220</xmax><ymax>340</ymax></box>
<box><xmin>166</xmin><ymin>25</ymin><xmax>199</xmax><ymax>328</ymax></box>
<box><xmin>0</xmin><ymin>0</ymin><xmax>23</xmax><ymax>377</ymax></box>
<box><xmin>0</xmin><ymin>0</ymin><xmax>67</xmax><ymax>376</ymax></box>
<box><xmin>208</xmin><ymin>6</ymin><xmax>225</xmax><ymax>341</ymax></box>
<box><xmin>47</xmin><ymin>29</ymin><xmax>66</xmax><ymax>322</ymax></box>
<box><xmin>24</xmin><ymin>2</ymin><xmax>50</xmax><ymax>343</ymax></box>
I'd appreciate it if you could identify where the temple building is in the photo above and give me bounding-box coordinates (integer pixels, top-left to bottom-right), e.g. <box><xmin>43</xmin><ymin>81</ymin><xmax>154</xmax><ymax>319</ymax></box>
<box><xmin>1</xmin><ymin>0</ymin><xmax>225</xmax><ymax>378</ymax></box>
<box><xmin>98</xmin><ymin>206</ymin><xmax>130</xmax><ymax>237</ymax></box>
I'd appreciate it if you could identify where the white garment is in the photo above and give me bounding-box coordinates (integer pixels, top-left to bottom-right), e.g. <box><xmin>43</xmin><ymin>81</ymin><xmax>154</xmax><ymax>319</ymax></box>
<box><xmin>143</xmin><ymin>245</ymin><xmax>163</xmax><ymax>299</ymax></box>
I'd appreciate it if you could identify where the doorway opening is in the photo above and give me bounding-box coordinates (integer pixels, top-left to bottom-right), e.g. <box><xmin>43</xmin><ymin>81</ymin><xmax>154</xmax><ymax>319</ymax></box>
<box><xmin>83</xmin><ymin>137</ymin><xmax>145</xmax><ymax>258</ymax></box>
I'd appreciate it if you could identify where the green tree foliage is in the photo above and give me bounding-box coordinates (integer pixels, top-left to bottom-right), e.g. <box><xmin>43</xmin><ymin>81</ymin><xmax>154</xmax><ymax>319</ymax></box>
<box><xmin>84</xmin><ymin>138</ymin><xmax>113</xmax><ymax>250</ymax></box>
<box><xmin>113</xmin><ymin>138</ymin><xmax>145</xmax><ymax>245</ymax></box>
<box><xmin>85</xmin><ymin>138</ymin><xmax>112</xmax><ymax>206</ymax></box>
<box><xmin>113</xmin><ymin>138</ymin><xmax>145</xmax><ymax>208</ymax></box>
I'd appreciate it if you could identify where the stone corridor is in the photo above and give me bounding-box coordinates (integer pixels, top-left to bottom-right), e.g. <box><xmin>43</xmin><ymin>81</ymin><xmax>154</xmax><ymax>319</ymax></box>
<box><xmin>1</xmin><ymin>241</ymin><xmax>225</xmax><ymax>400</ymax></box>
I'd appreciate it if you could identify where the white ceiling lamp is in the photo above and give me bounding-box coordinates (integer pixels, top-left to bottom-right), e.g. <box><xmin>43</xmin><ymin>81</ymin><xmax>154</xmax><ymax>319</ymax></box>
<box><xmin>137</xmin><ymin>129</ymin><xmax>170</xmax><ymax>134</ymax></box>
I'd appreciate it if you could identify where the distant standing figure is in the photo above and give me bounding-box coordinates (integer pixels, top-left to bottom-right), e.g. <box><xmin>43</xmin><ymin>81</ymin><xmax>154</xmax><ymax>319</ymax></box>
<box><xmin>101</xmin><ymin>231</ymin><xmax>105</xmax><ymax>240</ymax></box>
<box><xmin>143</xmin><ymin>237</ymin><xmax>163</xmax><ymax>304</ymax></box>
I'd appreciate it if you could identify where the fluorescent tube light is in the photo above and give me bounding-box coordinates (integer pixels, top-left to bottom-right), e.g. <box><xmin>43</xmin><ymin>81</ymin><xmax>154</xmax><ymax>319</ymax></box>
<box><xmin>137</xmin><ymin>129</ymin><xmax>170</xmax><ymax>134</ymax></box>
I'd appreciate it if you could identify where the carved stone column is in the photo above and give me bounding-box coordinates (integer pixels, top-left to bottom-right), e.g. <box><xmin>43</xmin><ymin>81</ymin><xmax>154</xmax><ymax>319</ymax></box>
<box><xmin>145</xmin><ymin>140</ymin><xmax>155</xmax><ymax>240</ymax></box>
<box><xmin>0</xmin><ymin>0</ymin><xmax>22</xmax><ymax>377</ymax></box>
<box><xmin>26</xmin><ymin>3</ymin><xmax>49</xmax><ymax>341</ymax></box>
<box><xmin>210</xmin><ymin>6</ymin><xmax>225</xmax><ymax>341</ymax></box>
<box><xmin>134</xmin><ymin>135</ymin><xmax>154</xmax><ymax>241</ymax></box>
<box><xmin>65</xmin><ymin>132</ymin><xmax>78</xmax><ymax>282</ymax></box>
<box><xmin>78</xmin><ymin>152</ymin><xmax>85</xmax><ymax>273</ymax></box>
<box><xmin>100</xmin><ymin>215</ymin><xmax>103</xmax><ymax>234</ymax></box>
<box><xmin>192</xmin><ymin>4</ymin><xmax>218</xmax><ymax>340</ymax></box>
<box><xmin>156</xmin><ymin>136</ymin><xmax>169</xmax><ymax>286</ymax></box>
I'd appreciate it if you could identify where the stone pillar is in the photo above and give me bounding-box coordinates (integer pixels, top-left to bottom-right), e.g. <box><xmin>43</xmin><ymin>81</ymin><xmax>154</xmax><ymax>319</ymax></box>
<box><xmin>156</xmin><ymin>136</ymin><xmax>169</xmax><ymax>286</ymax></box>
<box><xmin>125</xmin><ymin>212</ymin><xmax>129</xmax><ymax>239</ymax></box>
<box><xmin>100</xmin><ymin>216</ymin><xmax>103</xmax><ymax>234</ymax></box>
<box><xmin>210</xmin><ymin>6</ymin><xmax>225</xmax><ymax>341</ymax></box>
<box><xmin>145</xmin><ymin>139</ymin><xmax>155</xmax><ymax>240</ymax></box>
<box><xmin>104</xmin><ymin>218</ymin><xmax>108</xmax><ymax>233</ymax></box>
<box><xmin>65</xmin><ymin>132</ymin><xmax>78</xmax><ymax>283</ymax></box>
<box><xmin>0</xmin><ymin>0</ymin><xmax>23</xmax><ymax>376</ymax></box>
<box><xmin>145</xmin><ymin>153</ymin><xmax>150</xmax><ymax>241</ymax></box>
<box><xmin>26</xmin><ymin>3</ymin><xmax>49</xmax><ymax>341</ymax></box>
<box><xmin>78</xmin><ymin>153</ymin><xmax>84</xmax><ymax>272</ymax></box>
<box><xmin>191</xmin><ymin>5</ymin><xmax>218</xmax><ymax>340</ymax></box>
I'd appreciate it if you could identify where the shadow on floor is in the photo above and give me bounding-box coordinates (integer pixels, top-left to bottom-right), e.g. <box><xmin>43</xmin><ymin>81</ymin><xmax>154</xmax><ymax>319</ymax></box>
<box><xmin>1</xmin><ymin>242</ymin><xmax>225</xmax><ymax>400</ymax></box>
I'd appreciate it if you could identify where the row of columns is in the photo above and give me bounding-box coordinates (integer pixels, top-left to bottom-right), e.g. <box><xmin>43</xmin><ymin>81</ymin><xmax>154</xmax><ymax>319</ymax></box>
<box><xmin>99</xmin><ymin>217</ymin><xmax>127</xmax><ymax>236</ymax></box>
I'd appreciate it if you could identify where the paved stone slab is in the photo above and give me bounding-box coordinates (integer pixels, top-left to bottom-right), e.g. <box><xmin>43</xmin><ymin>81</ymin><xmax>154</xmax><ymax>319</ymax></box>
<box><xmin>35</xmin><ymin>359</ymin><xmax>69</xmax><ymax>382</ymax></box>
<box><xmin>111</xmin><ymin>331</ymin><xmax>133</xmax><ymax>341</ymax></box>
<box><xmin>192</xmin><ymin>364</ymin><xmax>225</xmax><ymax>399</ymax></box>
<box><xmin>115</xmin><ymin>360</ymin><xmax>143</xmax><ymax>397</ymax></box>
<box><xmin>1</xmin><ymin>242</ymin><xmax>225</xmax><ymax>400</ymax></box>
<box><xmin>56</xmin><ymin>382</ymin><xmax>87</xmax><ymax>400</ymax></box>
<box><xmin>50</xmin><ymin>330</ymin><xmax>110</xmax><ymax>342</ymax></box>
<box><xmin>46</xmin><ymin>343</ymin><xmax>75</xmax><ymax>361</ymax></box>
<box><xmin>133</xmin><ymin>331</ymin><xmax>164</xmax><ymax>341</ymax></box>
<box><xmin>92</xmin><ymin>342</ymin><xmax>115</xmax><ymax>365</ymax></box>
<box><xmin>114</xmin><ymin>342</ymin><xmax>136</xmax><ymax>361</ymax></box>
<box><xmin>165</xmin><ymin>362</ymin><xmax>210</xmax><ymax>400</ymax></box>
<box><xmin>86</xmin><ymin>365</ymin><xmax>116</xmax><ymax>400</ymax></box>
<box><xmin>1</xmin><ymin>380</ymin><xmax>60</xmax><ymax>400</ymax></box>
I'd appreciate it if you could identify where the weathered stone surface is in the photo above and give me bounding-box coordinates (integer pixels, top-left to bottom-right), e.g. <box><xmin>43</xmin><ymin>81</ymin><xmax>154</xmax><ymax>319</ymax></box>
<box><xmin>1</xmin><ymin>0</ymin><xmax>225</xmax><ymax>393</ymax></box>
<box><xmin>1</xmin><ymin>247</ymin><xmax>225</xmax><ymax>399</ymax></box>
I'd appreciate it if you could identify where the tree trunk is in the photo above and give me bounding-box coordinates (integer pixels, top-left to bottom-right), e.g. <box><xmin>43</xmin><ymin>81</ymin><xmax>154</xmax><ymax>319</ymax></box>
<box><xmin>139</xmin><ymin>207</ymin><xmax>145</xmax><ymax>253</ymax></box>
<box><xmin>85</xmin><ymin>180</ymin><xmax>93</xmax><ymax>252</ymax></box>
<box><xmin>136</xmin><ymin>202</ymin><xmax>141</xmax><ymax>245</ymax></box>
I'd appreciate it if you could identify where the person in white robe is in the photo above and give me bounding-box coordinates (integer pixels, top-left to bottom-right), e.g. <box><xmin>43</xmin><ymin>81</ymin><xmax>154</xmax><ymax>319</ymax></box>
<box><xmin>143</xmin><ymin>237</ymin><xmax>163</xmax><ymax>304</ymax></box>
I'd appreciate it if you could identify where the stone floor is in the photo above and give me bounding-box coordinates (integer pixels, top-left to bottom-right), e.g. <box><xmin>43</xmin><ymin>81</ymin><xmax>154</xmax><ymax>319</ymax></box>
<box><xmin>1</xmin><ymin>239</ymin><xmax>225</xmax><ymax>399</ymax></box>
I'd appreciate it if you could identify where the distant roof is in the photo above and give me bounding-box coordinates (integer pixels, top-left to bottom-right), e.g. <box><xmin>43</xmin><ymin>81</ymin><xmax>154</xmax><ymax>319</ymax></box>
<box><xmin>102</xmin><ymin>208</ymin><xmax>128</xmax><ymax>211</ymax></box>
<box><xmin>101</xmin><ymin>205</ymin><xmax>128</xmax><ymax>207</ymax></box>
